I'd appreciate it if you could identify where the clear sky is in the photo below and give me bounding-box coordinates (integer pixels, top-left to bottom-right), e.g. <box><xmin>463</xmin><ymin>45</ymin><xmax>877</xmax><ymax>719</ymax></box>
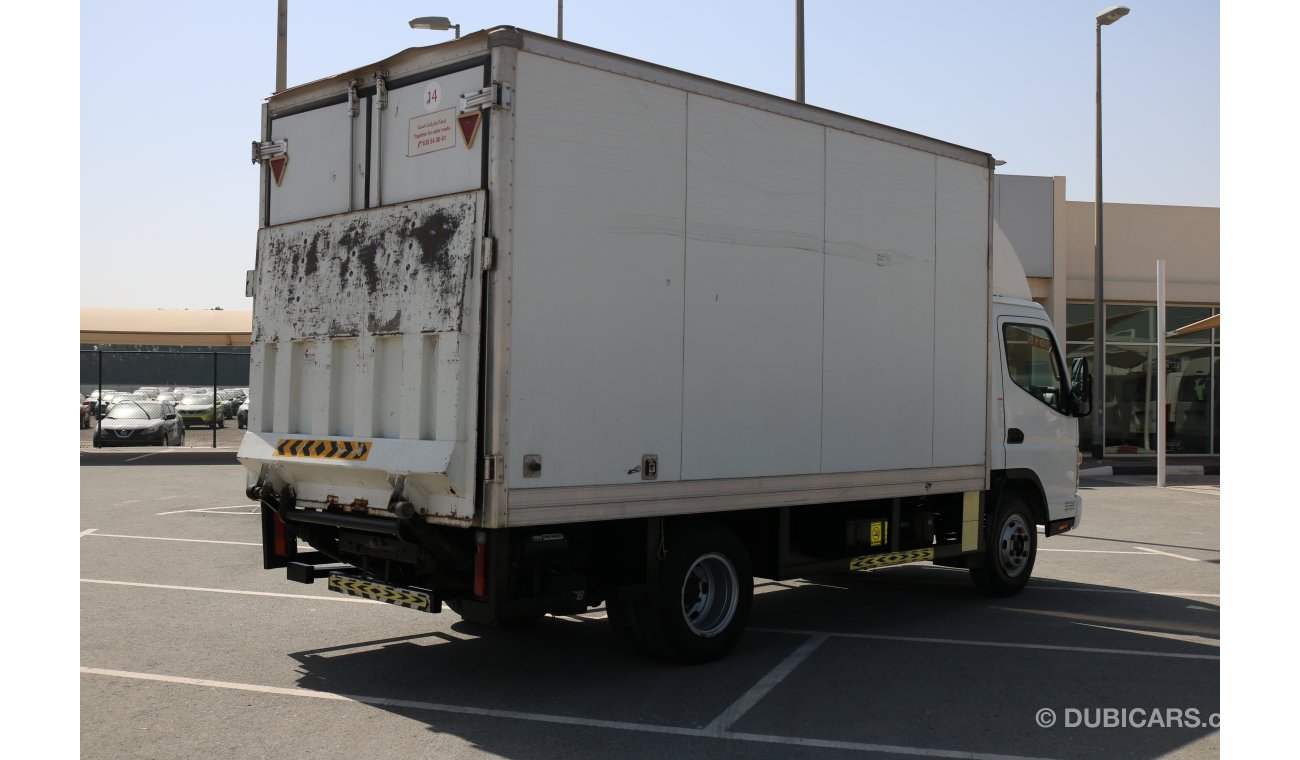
<box><xmin>79</xmin><ymin>0</ymin><xmax>1218</xmax><ymax>311</ymax></box>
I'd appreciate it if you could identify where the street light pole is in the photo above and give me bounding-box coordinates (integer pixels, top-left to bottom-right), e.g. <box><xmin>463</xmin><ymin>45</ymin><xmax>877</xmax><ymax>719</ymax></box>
<box><xmin>795</xmin><ymin>0</ymin><xmax>805</xmax><ymax>103</ymax></box>
<box><xmin>558</xmin><ymin>0</ymin><xmax>564</xmax><ymax>40</ymax></box>
<box><xmin>276</xmin><ymin>0</ymin><xmax>287</xmax><ymax>93</ymax></box>
<box><xmin>1091</xmin><ymin>5</ymin><xmax>1129</xmax><ymax>461</ymax></box>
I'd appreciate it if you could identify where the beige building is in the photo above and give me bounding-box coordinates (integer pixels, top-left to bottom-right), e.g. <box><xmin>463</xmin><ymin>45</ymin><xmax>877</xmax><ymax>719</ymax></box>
<box><xmin>80</xmin><ymin>308</ymin><xmax>253</xmax><ymax>347</ymax></box>
<box><xmin>996</xmin><ymin>175</ymin><xmax>1219</xmax><ymax>456</ymax></box>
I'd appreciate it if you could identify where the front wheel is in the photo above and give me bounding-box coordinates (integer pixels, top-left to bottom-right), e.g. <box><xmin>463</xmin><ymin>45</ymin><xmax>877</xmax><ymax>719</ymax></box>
<box><xmin>969</xmin><ymin>492</ymin><xmax>1038</xmax><ymax>597</ymax></box>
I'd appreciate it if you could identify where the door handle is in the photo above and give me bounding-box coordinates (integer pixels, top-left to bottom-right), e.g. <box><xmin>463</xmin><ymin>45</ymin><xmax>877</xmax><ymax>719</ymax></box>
<box><xmin>1006</xmin><ymin>428</ymin><xmax>1025</xmax><ymax>444</ymax></box>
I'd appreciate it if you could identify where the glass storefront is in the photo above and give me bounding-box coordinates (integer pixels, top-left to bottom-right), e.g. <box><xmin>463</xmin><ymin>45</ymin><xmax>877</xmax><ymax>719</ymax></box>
<box><xmin>1066</xmin><ymin>303</ymin><xmax>1218</xmax><ymax>455</ymax></box>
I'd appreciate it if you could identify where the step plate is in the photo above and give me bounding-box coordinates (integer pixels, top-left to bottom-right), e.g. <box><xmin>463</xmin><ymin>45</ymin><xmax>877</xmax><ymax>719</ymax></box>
<box><xmin>327</xmin><ymin>573</ymin><xmax>436</xmax><ymax>612</ymax></box>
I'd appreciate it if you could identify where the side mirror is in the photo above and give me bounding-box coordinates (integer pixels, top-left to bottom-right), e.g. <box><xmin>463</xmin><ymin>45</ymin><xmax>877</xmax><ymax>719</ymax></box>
<box><xmin>1070</xmin><ymin>357</ymin><xmax>1093</xmax><ymax>418</ymax></box>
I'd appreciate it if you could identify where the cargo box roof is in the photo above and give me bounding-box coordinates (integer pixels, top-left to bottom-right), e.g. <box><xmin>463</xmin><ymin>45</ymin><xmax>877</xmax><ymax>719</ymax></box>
<box><xmin>267</xmin><ymin>26</ymin><xmax>991</xmax><ymax>168</ymax></box>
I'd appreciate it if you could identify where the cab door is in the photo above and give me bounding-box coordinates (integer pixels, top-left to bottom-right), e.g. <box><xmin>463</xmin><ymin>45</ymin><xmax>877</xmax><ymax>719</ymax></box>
<box><xmin>997</xmin><ymin>318</ymin><xmax>1078</xmax><ymax>520</ymax></box>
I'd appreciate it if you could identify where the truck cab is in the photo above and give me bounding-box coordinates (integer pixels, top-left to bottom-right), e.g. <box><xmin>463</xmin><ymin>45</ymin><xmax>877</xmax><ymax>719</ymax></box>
<box><xmin>991</xmin><ymin>296</ymin><xmax>1084</xmax><ymax>536</ymax></box>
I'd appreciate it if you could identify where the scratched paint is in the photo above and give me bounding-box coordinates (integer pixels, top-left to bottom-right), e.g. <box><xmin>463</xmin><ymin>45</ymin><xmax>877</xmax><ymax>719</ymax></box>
<box><xmin>253</xmin><ymin>195</ymin><xmax>477</xmax><ymax>342</ymax></box>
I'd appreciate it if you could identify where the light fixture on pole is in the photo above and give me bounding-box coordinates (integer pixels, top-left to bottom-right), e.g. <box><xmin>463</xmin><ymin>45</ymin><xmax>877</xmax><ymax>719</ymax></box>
<box><xmin>409</xmin><ymin>16</ymin><xmax>461</xmax><ymax>38</ymax></box>
<box><xmin>1091</xmin><ymin>4</ymin><xmax>1129</xmax><ymax>461</ymax></box>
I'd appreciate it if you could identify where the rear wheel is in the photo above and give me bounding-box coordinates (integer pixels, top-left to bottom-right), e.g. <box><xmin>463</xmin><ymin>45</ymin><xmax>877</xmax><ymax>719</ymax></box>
<box><xmin>622</xmin><ymin>522</ymin><xmax>752</xmax><ymax>664</ymax></box>
<box><xmin>970</xmin><ymin>492</ymin><xmax>1037</xmax><ymax>596</ymax></box>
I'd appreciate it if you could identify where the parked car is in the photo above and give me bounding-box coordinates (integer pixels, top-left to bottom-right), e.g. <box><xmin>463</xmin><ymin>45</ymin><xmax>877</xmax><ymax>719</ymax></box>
<box><xmin>134</xmin><ymin>387</ymin><xmax>162</xmax><ymax>400</ymax></box>
<box><xmin>89</xmin><ymin>390</ymin><xmax>123</xmax><ymax>416</ymax></box>
<box><xmin>80</xmin><ymin>394</ymin><xmax>93</xmax><ymax>429</ymax></box>
<box><xmin>217</xmin><ymin>389</ymin><xmax>241</xmax><ymax>417</ymax></box>
<box><xmin>107</xmin><ymin>393</ymin><xmax>146</xmax><ymax>407</ymax></box>
<box><xmin>237</xmin><ymin>398</ymin><xmax>249</xmax><ymax>429</ymax></box>
<box><xmin>92</xmin><ymin>401</ymin><xmax>185</xmax><ymax>447</ymax></box>
<box><xmin>156</xmin><ymin>392</ymin><xmax>181</xmax><ymax>405</ymax></box>
<box><xmin>176</xmin><ymin>394</ymin><xmax>225</xmax><ymax>428</ymax></box>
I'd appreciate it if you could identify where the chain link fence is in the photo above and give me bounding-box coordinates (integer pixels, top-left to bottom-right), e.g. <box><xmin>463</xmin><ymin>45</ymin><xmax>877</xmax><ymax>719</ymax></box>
<box><xmin>80</xmin><ymin>348</ymin><xmax>251</xmax><ymax>449</ymax></box>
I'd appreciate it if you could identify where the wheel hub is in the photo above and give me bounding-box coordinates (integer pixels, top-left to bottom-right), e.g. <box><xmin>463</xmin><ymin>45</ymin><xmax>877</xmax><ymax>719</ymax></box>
<box><xmin>998</xmin><ymin>514</ymin><xmax>1032</xmax><ymax>577</ymax></box>
<box><xmin>680</xmin><ymin>552</ymin><xmax>739</xmax><ymax>637</ymax></box>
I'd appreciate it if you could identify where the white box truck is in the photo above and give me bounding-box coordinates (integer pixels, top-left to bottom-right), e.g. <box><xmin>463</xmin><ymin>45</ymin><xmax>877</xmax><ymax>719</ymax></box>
<box><xmin>239</xmin><ymin>27</ymin><xmax>1091</xmax><ymax>663</ymax></box>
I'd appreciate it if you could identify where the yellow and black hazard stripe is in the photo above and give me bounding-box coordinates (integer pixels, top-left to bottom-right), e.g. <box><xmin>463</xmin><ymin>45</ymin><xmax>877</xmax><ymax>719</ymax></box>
<box><xmin>848</xmin><ymin>547</ymin><xmax>935</xmax><ymax>571</ymax></box>
<box><xmin>327</xmin><ymin>574</ymin><xmax>432</xmax><ymax>612</ymax></box>
<box><xmin>274</xmin><ymin>438</ymin><xmax>371</xmax><ymax>461</ymax></box>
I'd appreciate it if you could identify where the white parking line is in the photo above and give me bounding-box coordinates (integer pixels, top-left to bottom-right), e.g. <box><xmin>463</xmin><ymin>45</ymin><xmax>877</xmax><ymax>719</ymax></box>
<box><xmin>80</xmin><ymin>667</ymin><xmax>1060</xmax><ymax>760</ymax></box>
<box><xmin>749</xmin><ymin>628</ymin><xmax>1217</xmax><ymax>661</ymax></box>
<box><xmin>157</xmin><ymin>504</ymin><xmax>256</xmax><ymax>516</ymax></box>
<box><xmin>123</xmin><ymin>451</ymin><xmax>163</xmax><ymax>463</ymax></box>
<box><xmin>1133</xmin><ymin>546</ymin><xmax>1204</xmax><ymax>562</ymax></box>
<box><xmin>1038</xmin><ymin>548</ymin><xmax>1151</xmax><ymax>555</ymax></box>
<box><xmin>704</xmin><ymin>633</ymin><xmax>828</xmax><ymax>735</ymax></box>
<box><xmin>80</xmin><ymin>529</ymin><xmax>97</xmax><ymax>537</ymax></box>
<box><xmin>87</xmin><ymin>533</ymin><xmax>261</xmax><ymax>547</ymax></box>
<box><xmin>80</xmin><ymin>578</ymin><xmax>378</xmax><ymax>604</ymax></box>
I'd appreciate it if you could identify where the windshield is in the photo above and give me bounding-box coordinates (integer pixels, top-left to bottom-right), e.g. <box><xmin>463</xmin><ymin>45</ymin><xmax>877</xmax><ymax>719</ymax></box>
<box><xmin>180</xmin><ymin>396</ymin><xmax>214</xmax><ymax>405</ymax></box>
<box><xmin>107</xmin><ymin>402</ymin><xmax>162</xmax><ymax>420</ymax></box>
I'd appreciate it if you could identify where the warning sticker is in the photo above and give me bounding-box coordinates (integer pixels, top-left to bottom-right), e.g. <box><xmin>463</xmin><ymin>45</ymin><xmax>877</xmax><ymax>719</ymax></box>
<box><xmin>848</xmin><ymin>548</ymin><xmax>934</xmax><ymax>572</ymax></box>
<box><xmin>269</xmin><ymin>156</ymin><xmax>288</xmax><ymax>186</ymax></box>
<box><xmin>274</xmin><ymin>438</ymin><xmax>370</xmax><ymax>461</ymax></box>
<box><xmin>328</xmin><ymin>574</ymin><xmax>433</xmax><ymax>612</ymax></box>
<box><xmin>408</xmin><ymin>108</ymin><xmax>457</xmax><ymax>157</ymax></box>
<box><xmin>457</xmin><ymin>112</ymin><xmax>482</xmax><ymax>150</ymax></box>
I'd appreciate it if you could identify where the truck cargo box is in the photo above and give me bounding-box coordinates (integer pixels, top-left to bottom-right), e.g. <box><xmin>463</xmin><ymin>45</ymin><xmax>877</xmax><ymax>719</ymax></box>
<box><xmin>239</xmin><ymin>27</ymin><xmax>992</xmax><ymax>531</ymax></box>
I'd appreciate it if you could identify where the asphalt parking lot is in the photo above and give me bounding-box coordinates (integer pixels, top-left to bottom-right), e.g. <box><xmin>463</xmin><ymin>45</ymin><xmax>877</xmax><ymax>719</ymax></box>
<box><xmin>80</xmin><ymin>457</ymin><xmax>1219</xmax><ymax>760</ymax></box>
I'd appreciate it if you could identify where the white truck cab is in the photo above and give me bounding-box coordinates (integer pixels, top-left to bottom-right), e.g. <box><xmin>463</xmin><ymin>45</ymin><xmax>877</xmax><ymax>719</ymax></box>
<box><xmin>992</xmin><ymin>296</ymin><xmax>1085</xmax><ymax>531</ymax></box>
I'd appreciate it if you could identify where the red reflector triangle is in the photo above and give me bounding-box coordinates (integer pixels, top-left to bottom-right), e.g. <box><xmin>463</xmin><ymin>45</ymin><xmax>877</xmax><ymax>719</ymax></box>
<box><xmin>457</xmin><ymin>112</ymin><xmax>482</xmax><ymax>150</ymax></box>
<box><xmin>269</xmin><ymin>156</ymin><xmax>288</xmax><ymax>187</ymax></box>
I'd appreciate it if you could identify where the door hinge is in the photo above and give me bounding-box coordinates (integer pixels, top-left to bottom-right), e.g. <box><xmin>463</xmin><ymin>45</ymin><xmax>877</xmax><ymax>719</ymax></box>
<box><xmin>460</xmin><ymin>82</ymin><xmax>513</xmax><ymax>112</ymax></box>
<box><xmin>481</xmin><ymin>237</ymin><xmax>496</xmax><ymax>271</ymax></box>
<box><xmin>484</xmin><ymin>455</ymin><xmax>504</xmax><ymax>483</ymax></box>
<box><xmin>251</xmin><ymin>138</ymin><xmax>287</xmax><ymax>164</ymax></box>
<box><xmin>347</xmin><ymin>79</ymin><xmax>360</xmax><ymax>118</ymax></box>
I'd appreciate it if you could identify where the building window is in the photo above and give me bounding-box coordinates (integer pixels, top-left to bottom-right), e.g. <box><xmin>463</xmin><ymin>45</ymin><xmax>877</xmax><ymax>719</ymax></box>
<box><xmin>1066</xmin><ymin>302</ymin><xmax>1218</xmax><ymax>456</ymax></box>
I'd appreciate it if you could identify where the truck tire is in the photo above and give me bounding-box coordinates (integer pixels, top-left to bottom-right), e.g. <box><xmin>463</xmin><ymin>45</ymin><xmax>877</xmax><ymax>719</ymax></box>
<box><xmin>970</xmin><ymin>491</ymin><xmax>1037</xmax><ymax>597</ymax></box>
<box><xmin>630</xmin><ymin>522</ymin><xmax>753</xmax><ymax>664</ymax></box>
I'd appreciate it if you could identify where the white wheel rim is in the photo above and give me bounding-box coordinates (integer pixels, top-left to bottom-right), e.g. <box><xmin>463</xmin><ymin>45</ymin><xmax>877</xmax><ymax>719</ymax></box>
<box><xmin>680</xmin><ymin>552</ymin><xmax>739</xmax><ymax>637</ymax></box>
<box><xmin>998</xmin><ymin>514</ymin><xmax>1032</xmax><ymax>578</ymax></box>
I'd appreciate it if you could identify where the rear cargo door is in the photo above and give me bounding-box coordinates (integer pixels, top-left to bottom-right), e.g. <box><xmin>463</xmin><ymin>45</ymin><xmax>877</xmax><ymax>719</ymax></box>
<box><xmin>238</xmin><ymin>191</ymin><xmax>486</xmax><ymax>527</ymax></box>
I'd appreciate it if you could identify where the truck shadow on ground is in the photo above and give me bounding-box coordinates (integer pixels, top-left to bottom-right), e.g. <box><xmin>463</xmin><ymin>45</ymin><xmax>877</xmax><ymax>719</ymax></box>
<box><xmin>286</xmin><ymin>570</ymin><xmax>1218</xmax><ymax>760</ymax></box>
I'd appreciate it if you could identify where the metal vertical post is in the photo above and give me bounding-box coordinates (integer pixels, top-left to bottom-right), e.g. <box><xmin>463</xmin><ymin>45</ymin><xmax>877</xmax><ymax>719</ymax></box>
<box><xmin>1209</xmin><ymin>323</ymin><xmax>1216</xmax><ymax>454</ymax></box>
<box><xmin>1091</xmin><ymin>21</ymin><xmax>1106</xmax><ymax>462</ymax></box>
<box><xmin>1156</xmin><ymin>261</ymin><xmax>1166</xmax><ymax>487</ymax></box>
<box><xmin>795</xmin><ymin>0</ymin><xmax>805</xmax><ymax>103</ymax></box>
<box><xmin>557</xmin><ymin>0</ymin><xmax>563</xmax><ymax>40</ymax></box>
<box><xmin>97</xmin><ymin>348</ymin><xmax>103</xmax><ymax>428</ymax></box>
<box><xmin>276</xmin><ymin>0</ymin><xmax>287</xmax><ymax>93</ymax></box>
<box><xmin>213</xmin><ymin>351</ymin><xmax>219</xmax><ymax>448</ymax></box>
